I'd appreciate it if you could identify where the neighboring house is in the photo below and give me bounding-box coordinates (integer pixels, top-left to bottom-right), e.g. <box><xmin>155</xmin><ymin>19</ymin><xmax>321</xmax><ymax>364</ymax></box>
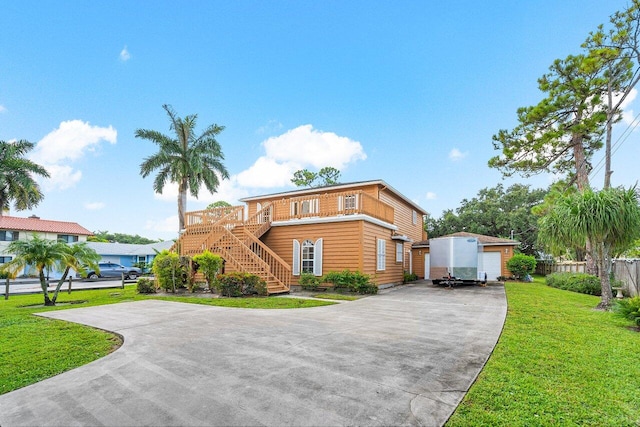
<box><xmin>0</xmin><ymin>215</ymin><xmax>92</xmax><ymax>278</ymax></box>
<box><xmin>411</xmin><ymin>232</ymin><xmax>519</xmax><ymax>281</ymax></box>
<box><xmin>177</xmin><ymin>180</ymin><xmax>428</xmax><ymax>294</ymax></box>
<box><xmin>82</xmin><ymin>241</ymin><xmax>174</xmax><ymax>271</ymax></box>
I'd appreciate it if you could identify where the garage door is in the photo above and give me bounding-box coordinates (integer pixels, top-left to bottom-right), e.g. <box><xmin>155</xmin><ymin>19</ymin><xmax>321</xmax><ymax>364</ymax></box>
<box><xmin>479</xmin><ymin>252</ymin><xmax>501</xmax><ymax>281</ymax></box>
<box><xmin>424</xmin><ymin>254</ymin><xmax>430</xmax><ymax>279</ymax></box>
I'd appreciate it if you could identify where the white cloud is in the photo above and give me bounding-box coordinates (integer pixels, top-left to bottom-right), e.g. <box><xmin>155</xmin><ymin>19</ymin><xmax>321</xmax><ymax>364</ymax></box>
<box><xmin>119</xmin><ymin>45</ymin><xmax>131</xmax><ymax>62</ymax></box>
<box><xmin>31</xmin><ymin>120</ymin><xmax>117</xmax><ymax>190</ymax></box>
<box><xmin>43</xmin><ymin>164</ymin><xmax>82</xmax><ymax>190</ymax></box>
<box><xmin>449</xmin><ymin>148</ymin><xmax>468</xmax><ymax>161</ymax></box>
<box><xmin>148</xmin><ymin>124</ymin><xmax>367</xmax><ymax>207</ymax></box>
<box><xmin>0</xmin><ymin>105</ymin><xmax>6</xmax><ymax>113</ymax></box>
<box><xmin>262</xmin><ymin>124</ymin><xmax>366</xmax><ymax>170</ymax></box>
<box><xmin>425</xmin><ymin>192</ymin><xmax>437</xmax><ymax>200</ymax></box>
<box><xmin>84</xmin><ymin>202</ymin><xmax>105</xmax><ymax>210</ymax></box>
<box><xmin>617</xmin><ymin>88</ymin><xmax>637</xmax><ymax>125</ymax></box>
<box><xmin>256</xmin><ymin>120</ymin><xmax>283</xmax><ymax>134</ymax></box>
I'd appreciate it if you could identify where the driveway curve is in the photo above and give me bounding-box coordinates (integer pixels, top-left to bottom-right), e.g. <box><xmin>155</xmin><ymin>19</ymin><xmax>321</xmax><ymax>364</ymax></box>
<box><xmin>0</xmin><ymin>281</ymin><xmax>506</xmax><ymax>427</ymax></box>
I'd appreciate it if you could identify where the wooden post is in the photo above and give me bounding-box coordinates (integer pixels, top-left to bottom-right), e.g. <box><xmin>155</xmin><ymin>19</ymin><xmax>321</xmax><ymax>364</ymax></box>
<box><xmin>68</xmin><ymin>275</ymin><xmax>73</xmax><ymax>294</ymax></box>
<box><xmin>4</xmin><ymin>277</ymin><xmax>9</xmax><ymax>300</ymax></box>
<box><xmin>121</xmin><ymin>272</ymin><xmax>125</xmax><ymax>289</ymax></box>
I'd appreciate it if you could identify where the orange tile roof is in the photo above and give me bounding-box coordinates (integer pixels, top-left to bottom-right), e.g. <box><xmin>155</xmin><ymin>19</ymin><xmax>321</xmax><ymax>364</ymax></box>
<box><xmin>0</xmin><ymin>215</ymin><xmax>92</xmax><ymax>235</ymax></box>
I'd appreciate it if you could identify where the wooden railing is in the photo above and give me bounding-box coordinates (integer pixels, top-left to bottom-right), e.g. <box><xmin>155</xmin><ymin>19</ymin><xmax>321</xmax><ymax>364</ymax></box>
<box><xmin>267</xmin><ymin>190</ymin><xmax>394</xmax><ymax>223</ymax></box>
<box><xmin>176</xmin><ymin>206</ymin><xmax>244</xmax><ymax>255</ymax></box>
<box><xmin>210</xmin><ymin>225</ymin><xmax>290</xmax><ymax>292</ymax></box>
<box><xmin>244</xmin><ymin>203</ymin><xmax>273</xmax><ymax>238</ymax></box>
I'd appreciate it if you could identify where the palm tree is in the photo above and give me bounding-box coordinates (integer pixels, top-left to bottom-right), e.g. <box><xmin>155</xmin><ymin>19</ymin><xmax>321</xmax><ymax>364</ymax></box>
<box><xmin>0</xmin><ymin>140</ymin><xmax>50</xmax><ymax>215</ymax></box>
<box><xmin>1</xmin><ymin>235</ymin><xmax>67</xmax><ymax>306</ymax></box>
<box><xmin>50</xmin><ymin>242</ymin><xmax>101</xmax><ymax>304</ymax></box>
<box><xmin>538</xmin><ymin>187</ymin><xmax>640</xmax><ymax>309</ymax></box>
<box><xmin>135</xmin><ymin>105</ymin><xmax>229</xmax><ymax>232</ymax></box>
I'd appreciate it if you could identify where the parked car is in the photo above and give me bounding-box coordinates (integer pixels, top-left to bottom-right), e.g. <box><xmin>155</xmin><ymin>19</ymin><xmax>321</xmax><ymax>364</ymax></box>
<box><xmin>86</xmin><ymin>262</ymin><xmax>142</xmax><ymax>280</ymax></box>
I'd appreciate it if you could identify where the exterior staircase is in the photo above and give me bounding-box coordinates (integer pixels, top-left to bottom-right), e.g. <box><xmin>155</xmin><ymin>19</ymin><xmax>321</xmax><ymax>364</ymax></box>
<box><xmin>174</xmin><ymin>204</ymin><xmax>291</xmax><ymax>294</ymax></box>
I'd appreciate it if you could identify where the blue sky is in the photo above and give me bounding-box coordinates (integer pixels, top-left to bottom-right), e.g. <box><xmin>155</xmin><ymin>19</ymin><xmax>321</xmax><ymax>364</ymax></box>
<box><xmin>1</xmin><ymin>1</ymin><xmax>638</xmax><ymax>241</ymax></box>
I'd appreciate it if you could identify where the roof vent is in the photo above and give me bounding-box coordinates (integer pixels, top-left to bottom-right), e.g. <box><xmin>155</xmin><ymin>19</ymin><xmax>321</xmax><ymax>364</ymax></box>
<box><xmin>29</xmin><ymin>215</ymin><xmax>40</xmax><ymax>219</ymax></box>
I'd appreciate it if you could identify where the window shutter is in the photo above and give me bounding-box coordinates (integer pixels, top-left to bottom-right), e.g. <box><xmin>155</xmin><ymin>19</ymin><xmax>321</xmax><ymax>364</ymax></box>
<box><xmin>338</xmin><ymin>196</ymin><xmax>343</xmax><ymax>212</ymax></box>
<box><xmin>314</xmin><ymin>238</ymin><xmax>323</xmax><ymax>276</ymax></box>
<box><xmin>292</xmin><ymin>239</ymin><xmax>301</xmax><ymax>276</ymax></box>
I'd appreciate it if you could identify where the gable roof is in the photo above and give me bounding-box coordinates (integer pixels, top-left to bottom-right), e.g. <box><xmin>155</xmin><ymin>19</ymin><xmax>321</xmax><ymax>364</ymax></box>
<box><xmin>412</xmin><ymin>231</ymin><xmax>519</xmax><ymax>248</ymax></box>
<box><xmin>0</xmin><ymin>215</ymin><xmax>92</xmax><ymax>236</ymax></box>
<box><xmin>239</xmin><ymin>179</ymin><xmax>428</xmax><ymax>215</ymax></box>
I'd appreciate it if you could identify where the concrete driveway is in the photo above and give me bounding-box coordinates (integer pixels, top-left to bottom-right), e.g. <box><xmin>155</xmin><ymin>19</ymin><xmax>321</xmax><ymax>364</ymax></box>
<box><xmin>0</xmin><ymin>282</ymin><xmax>507</xmax><ymax>426</ymax></box>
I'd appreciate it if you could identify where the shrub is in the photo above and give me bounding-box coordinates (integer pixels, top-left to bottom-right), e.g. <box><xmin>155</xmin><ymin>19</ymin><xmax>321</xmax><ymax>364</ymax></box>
<box><xmin>322</xmin><ymin>270</ymin><xmax>378</xmax><ymax>294</ymax></box>
<box><xmin>152</xmin><ymin>250</ymin><xmax>189</xmax><ymax>292</ymax></box>
<box><xmin>546</xmin><ymin>272</ymin><xmax>602</xmax><ymax>296</ymax></box>
<box><xmin>613</xmin><ymin>296</ymin><xmax>640</xmax><ymax>326</ymax></box>
<box><xmin>192</xmin><ymin>250</ymin><xmax>223</xmax><ymax>291</ymax></box>
<box><xmin>403</xmin><ymin>272</ymin><xmax>418</xmax><ymax>283</ymax></box>
<box><xmin>214</xmin><ymin>272</ymin><xmax>267</xmax><ymax>297</ymax></box>
<box><xmin>136</xmin><ymin>277</ymin><xmax>156</xmax><ymax>294</ymax></box>
<box><xmin>299</xmin><ymin>273</ymin><xmax>321</xmax><ymax>291</ymax></box>
<box><xmin>507</xmin><ymin>254</ymin><xmax>537</xmax><ymax>280</ymax></box>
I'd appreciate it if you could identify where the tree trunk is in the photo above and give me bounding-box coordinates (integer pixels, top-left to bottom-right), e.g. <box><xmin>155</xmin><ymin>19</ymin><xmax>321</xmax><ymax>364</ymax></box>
<box><xmin>39</xmin><ymin>269</ymin><xmax>54</xmax><ymax>306</ymax></box>
<box><xmin>604</xmin><ymin>79</ymin><xmax>614</xmax><ymax>189</ymax></box>
<box><xmin>52</xmin><ymin>268</ymin><xmax>70</xmax><ymax>304</ymax></box>
<box><xmin>177</xmin><ymin>179</ymin><xmax>188</xmax><ymax>232</ymax></box>
<box><xmin>596</xmin><ymin>242</ymin><xmax>613</xmax><ymax>310</ymax></box>
<box><xmin>572</xmin><ymin>133</ymin><xmax>598</xmax><ymax>275</ymax></box>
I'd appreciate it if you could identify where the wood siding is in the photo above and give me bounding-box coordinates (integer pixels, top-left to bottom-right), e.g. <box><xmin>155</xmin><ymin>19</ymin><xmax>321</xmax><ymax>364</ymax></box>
<box><xmin>378</xmin><ymin>188</ymin><xmax>423</xmax><ymax>242</ymax></box>
<box><xmin>362</xmin><ymin>221</ymin><xmax>404</xmax><ymax>285</ymax></box>
<box><xmin>262</xmin><ymin>221</ymin><xmax>364</xmax><ymax>284</ymax></box>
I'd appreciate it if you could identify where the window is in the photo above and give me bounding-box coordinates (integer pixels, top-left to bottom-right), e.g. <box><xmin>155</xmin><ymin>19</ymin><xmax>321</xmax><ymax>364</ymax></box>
<box><xmin>291</xmin><ymin>199</ymin><xmax>318</xmax><ymax>216</ymax></box>
<box><xmin>58</xmin><ymin>234</ymin><xmax>79</xmax><ymax>243</ymax></box>
<box><xmin>377</xmin><ymin>239</ymin><xmax>386</xmax><ymax>271</ymax></box>
<box><xmin>396</xmin><ymin>243</ymin><xmax>403</xmax><ymax>263</ymax></box>
<box><xmin>338</xmin><ymin>194</ymin><xmax>358</xmax><ymax>212</ymax></box>
<box><xmin>302</xmin><ymin>240</ymin><xmax>314</xmax><ymax>274</ymax></box>
<box><xmin>137</xmin><ymin>256</ymin><xmax>146</xmax><ymax>263</ymax></box>
<box><xmin>0</xmin><ymin>256</ymin><xmax>12</xmax><ymax>264</ymax></box>
<box><xmin>0</xmin><ymin>230</ymin><xmax>18</xmax><ymax>241</ymax></box>
<box><xmin>292</xmin><ymin>238</ymin><xmax>323</xmax><ymax>276</ymax></box>
<box><xmin>412</xmin><ymin>210</ymin><xmax>418</xmax><ymax>225</ymax></box>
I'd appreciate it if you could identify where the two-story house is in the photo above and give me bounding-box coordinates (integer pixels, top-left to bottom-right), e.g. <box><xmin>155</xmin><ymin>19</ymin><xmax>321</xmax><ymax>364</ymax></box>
<box><xmin>176</xmin><ymin>180</ymin><xmax>428</xmax><ymax>294</ymax></box>
<box><xmin>0</xmin><ymin>215</ymin><xmax>93</xmax><ymax>277</ymax></box>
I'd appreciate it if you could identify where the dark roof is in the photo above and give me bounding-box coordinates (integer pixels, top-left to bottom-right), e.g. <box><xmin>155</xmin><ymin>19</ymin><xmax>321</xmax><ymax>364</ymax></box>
<box><xmin>412</xmin><ymin>231</ymin><xmax>519</xmax><ymax>247</ymax></box>
<box><xmin>0</xmin><ymin>215</ymin><xmax>92</xmax><ymax>235</ymax></box>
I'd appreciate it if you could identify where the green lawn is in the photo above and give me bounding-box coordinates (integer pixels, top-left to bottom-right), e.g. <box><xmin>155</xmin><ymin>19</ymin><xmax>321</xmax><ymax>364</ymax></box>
<box><xmin>447</xmin><ymin>278</ymin><xmax>640</xmax><ymax>426</ymax></box>
<box><xmin>0</xmin><ymin>286</ymin><xmax>335</xmax><ymax>395</ymax></box>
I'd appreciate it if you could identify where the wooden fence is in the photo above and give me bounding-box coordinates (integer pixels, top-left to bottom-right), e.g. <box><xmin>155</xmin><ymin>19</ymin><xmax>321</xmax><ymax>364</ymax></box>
<box><xmin>536</xmin><ymin>259</ymin><xmax>640</xmax><ymax>297</ymax></box>
<box><xmin>535</xmin><ymin>261</ymin><xmax>586</xmax><ymax>276</ymax></box>
<box><xmin>612</xmin><ymin>259</ymin><xmax>640</xmax><ymax>297</ymax></box>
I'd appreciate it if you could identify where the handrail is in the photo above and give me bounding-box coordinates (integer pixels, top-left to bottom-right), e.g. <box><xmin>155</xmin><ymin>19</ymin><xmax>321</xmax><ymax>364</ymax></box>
<box><xmin>267</xmin><ymin>190</ymin><xmax>394</xmax><ymax>223</ymax></box>
<box><xmin>244</xmin><ymin>203</ymin><xmax>273</xmax><ymax>238</ymax></box>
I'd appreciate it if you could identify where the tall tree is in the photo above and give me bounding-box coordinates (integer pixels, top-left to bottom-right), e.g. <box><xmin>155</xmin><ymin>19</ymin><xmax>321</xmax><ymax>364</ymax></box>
<box><xmin>291</xmin><ymin>167</ymin><xmax>341</xmax><ymax>187</ymax></box>
<box><xmin>538</xmin><ymin>187</ymin><xmax>640</xmax><ymax>309</ymax></box>
<box><xmin>136</xmin><ymin>105</ymin><xmax>229</xmax><ymax>232</ymax></box>
<box><xmin>489</xmin><ymin>53</ymin><xmax>614</xmax><ymax>191</ymax></box>
<box><xmin>0</xmin><ymin>140</ymin><xmax>49</xmax><ymax>215</ymax></box>
<box><xmin>425</xmin><ymin>184</ymin><xmax>547</xmax><ymax>256</ymax></box>
<box><xmin>1</xmin><ymin>235</ymin><xmax>67</xmax><ymax>306</ymax></box>
<box><xmin>584</xmin><ymin>0</ymin><xmax>640</xmax><ymax>188</ymax></box>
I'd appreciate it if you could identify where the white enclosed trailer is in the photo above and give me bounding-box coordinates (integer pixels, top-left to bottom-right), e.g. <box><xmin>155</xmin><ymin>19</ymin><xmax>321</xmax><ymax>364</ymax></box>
<box><xmin>429</xmin><ymin>236</ymin><xmax>487</xmax><ymax>285</ymax></box>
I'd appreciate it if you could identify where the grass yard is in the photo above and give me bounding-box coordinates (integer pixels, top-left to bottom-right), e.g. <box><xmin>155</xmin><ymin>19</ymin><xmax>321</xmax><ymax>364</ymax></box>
<box><xmin>447</xmin><ymin>278</ymin><xmax>640</xmax><ymax>426</ymax></box>
<box><xmin>0</xmin><ymin>286</ymin><xmax>335</xmax><ymax>395</ymax></box>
